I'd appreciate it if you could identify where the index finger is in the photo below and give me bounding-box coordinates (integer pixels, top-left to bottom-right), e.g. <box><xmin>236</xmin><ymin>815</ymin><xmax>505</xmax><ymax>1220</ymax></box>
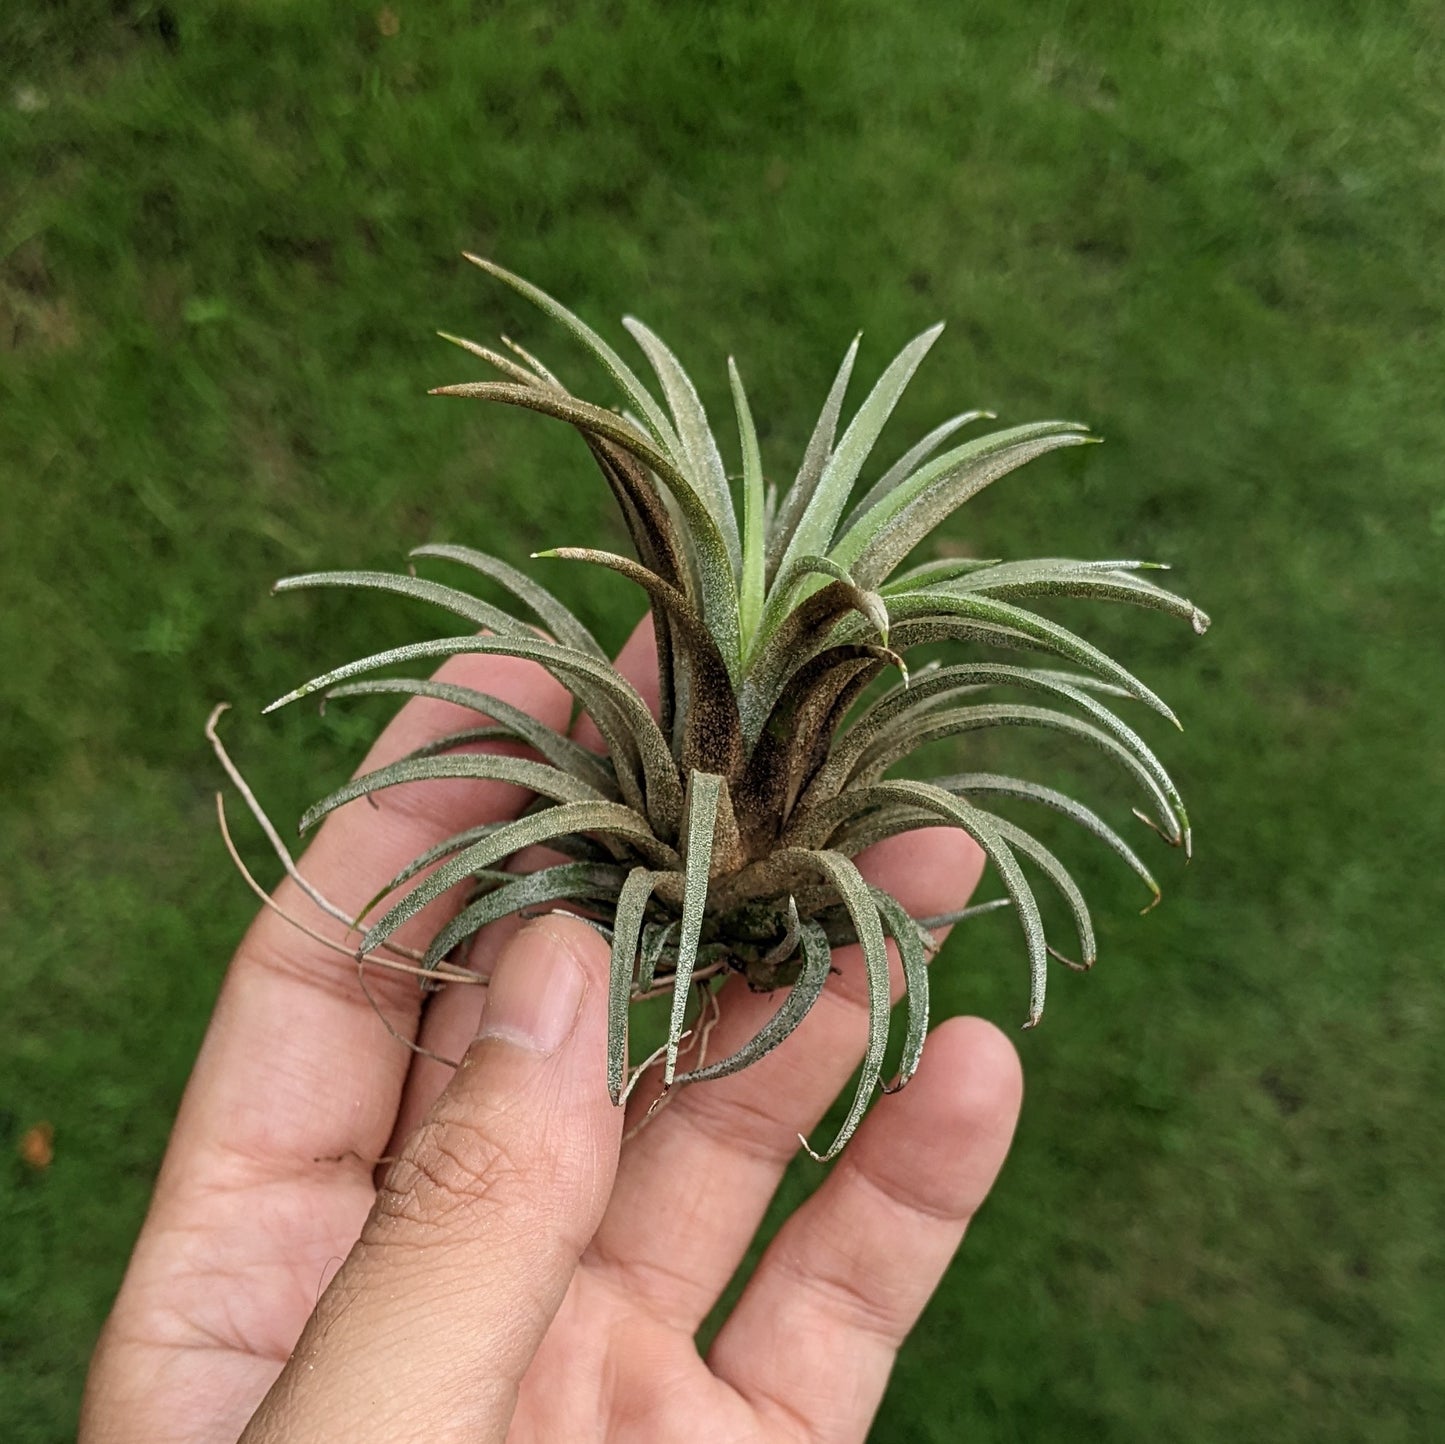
<box><xmin>165</xmin><ymin>649</ymin><xmax>572</xmax><ymax>1190</ymax></box>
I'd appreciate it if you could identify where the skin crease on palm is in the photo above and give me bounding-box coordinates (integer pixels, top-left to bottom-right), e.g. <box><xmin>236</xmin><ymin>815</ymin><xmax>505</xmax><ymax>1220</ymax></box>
<box><xmin>80</xmin><ymin>616</ymin><xmax>1024</xmax><ymax>1444</ymax></box>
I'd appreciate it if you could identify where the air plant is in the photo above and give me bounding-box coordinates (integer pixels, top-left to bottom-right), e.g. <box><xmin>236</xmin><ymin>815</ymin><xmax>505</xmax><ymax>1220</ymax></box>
<box><xmin>241</xmin><ymin>257</ymin><xmax>1207</xmax><ymax>1159</ymax></box>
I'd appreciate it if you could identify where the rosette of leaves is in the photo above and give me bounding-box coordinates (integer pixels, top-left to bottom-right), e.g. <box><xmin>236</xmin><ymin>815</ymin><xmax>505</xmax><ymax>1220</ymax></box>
<box><xmin>263</xmin><ymin>258</ymin><xmax>1208</xmax><ymax>1159</ymax></box>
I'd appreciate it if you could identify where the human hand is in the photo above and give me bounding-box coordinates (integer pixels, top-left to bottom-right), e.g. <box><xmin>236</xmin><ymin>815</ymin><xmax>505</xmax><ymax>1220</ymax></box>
<box><xmin>82</xmin><ymin>619</ymin><xmax>1023</xmax><ymax>1443</ymax></box>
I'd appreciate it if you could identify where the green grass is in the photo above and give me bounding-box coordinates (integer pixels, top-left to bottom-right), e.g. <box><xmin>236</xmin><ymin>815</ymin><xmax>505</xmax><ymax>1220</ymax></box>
<box><xmin>2</xmin><ymin>1</ymin><xmax>1442</xmax><ymax>1438</ymax></box>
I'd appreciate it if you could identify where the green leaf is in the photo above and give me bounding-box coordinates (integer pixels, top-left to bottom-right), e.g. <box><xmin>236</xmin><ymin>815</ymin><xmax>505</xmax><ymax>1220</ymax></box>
<box><xmin>323</xmin><ymin>677</ymin><xmax>616</xmax><ymax>795</ymax></box>
<box><xmin>358</xmin><ymin>800</ymin><xmax>681</xmax><ymax>953</ymax></box>
<box><xmin>767</xmin><ymin>334</ymin><xmax>860</xmax><ymax>580</ymax></box>
<box><xmin>845</xmin><ymin>781</ymin><xmax>1050</xmax><ymax>1026</ymax></box>
<box><xmin>622</xmin><ymin>316</ymin><xmax>740</xmax><ymax>575</ymax></box>
<box><xmin>821</xmin><ymin>800</ymin><xmax>945</xmax><ymax>856</ymax></box>
<box><xmin>395</xmin><ymin>724</ymin><xmax>519</xmax><ymax>759</ymax></box>
<box><xmin>298</xmin><ymin>753</ymin><xmax>611</xmax><ymax>835</ymax></box>
<box><xmin>815</xmin><ymin>661</ymin><xmax>1188</xmax><ymax>848</ymax></box>
<box><xmin>676</xmin><ymin>919</ymin><xmax>833</xmax><ymax>1084</ymax></box>
<box><xmin>499</xmin><ymin>331</ymin><xmax>565</xmax><ymax>388</ymax></box>
<box><xmin>264</xmin><ymin>632</ymin><xmax>684</xmax><ymax>835</ymax></box>
<box><xmin>729</xmin><ymin>357</ymin><xmax>768</xmax><ymax>650</ymax></box>
<box><xmin>845</xmin><ymin>702</ymin><xmax>1182</xmax><ymax>847</ymax></box>
<box><xmin>664</xmin><ymin>772</ymin><xmax>724</xmax><ymax>1085</ymax></box>
<box><xmin>537</xmin><ymin>547</ymin><xmax>743</xmax><ymax>777</ymax></box>
<box><xmin>272</xmin><ymin>569</ymin><xmax>528</xmax><ymax>637</ymax></box>
<box><xmin>409</xmin><ymin>544</ymin><xmax>609</xmax><ymax>657</ymax></box>
<box><xmin>436</xmin><ymin>331</ymin><xmax>547</xmax><ymax>388</ymax></box>
<box><xmin>776</xmin><ymin>848</ymin><xmax>892</xmax><ymax>1161</ymax></box>
<box><xmin>356</xmin><ymin>820</ymin><xmax>607</xmax><ymax>925</ymax></box>
<box><xmin>363</xmin><ymin>821</ymin><xmax>510</xmax><ymax>909</ymax></box>
<box><xmin>465</xmin><ymin>255</ymin><xmax>681</xmax><ymax>456</ymax></box>
<box><xmin>880</xmin><ymin>556</ymin><xmax>1004</xmax><ymax>592</ymax></box>
<box><xmin>863</xmin><ymin>589</ymin><xmax>1180</xmax><ymax>725</ymax></box>
<box><xmin>421</xmin><ymin>862</ymin><xmax>626</xmax><ymax>970</ymax></box>
<box><xmin>770</xmin><ymin>554</ymin><xmax>890</xmax><ymax>650</ymax></box>
<box><xmin>870</xmin><ymin>887</ymin><xmax>931</xmax><ymax>1091</ymax></box>
<box><xmin>846</xmin><ymin>409</ymin><xmax>994</xmax><ymax>523</ymax></box>
<box><xmin>638</xmin><ymin>919</ymin><xmax>678</xmax><ymax>992</ymax></box>
<box><xmin>774</xmin><ymin>323</ymin><xmax>945</xmax><ymax>592</ymax></box>
<box><xmin>940</xmin><ymin>558</ymin><xmax>1210</xmax><ymax>632</ymax></box>
<box><xmin>831</xmin><ymin>423</ymin><xmax>1092</xmax><ymax>583</ymax></box>
<box><xmin>609</xmin><ymin>867</ymin><xmax>666</xmax><ymax>1102</ymax></box>
<box><xmin>430</xmin><ymin>380</ymin><xmax>742</xmax><ymax>674</ymax></box>
<box><xmin>988</xmin><ymin>818</ymin><xmax>1095</xmax><ymax>970</ymax></box>
<box><xmin>931</xmin><ymin>772</ymin><xmax>1160</xmax><ymax>907</ymax></box>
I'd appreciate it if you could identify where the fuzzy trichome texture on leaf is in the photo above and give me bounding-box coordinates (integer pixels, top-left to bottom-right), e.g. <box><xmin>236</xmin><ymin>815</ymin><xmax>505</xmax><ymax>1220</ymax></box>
<box><xmin>260</xmin><ymin>258</ymin><xmax>1209</xmax><ymax>1158</ymax></box>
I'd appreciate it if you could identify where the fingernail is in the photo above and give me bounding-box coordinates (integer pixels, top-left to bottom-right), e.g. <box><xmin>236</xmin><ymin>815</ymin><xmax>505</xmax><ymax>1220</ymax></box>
<box><xmin>476</xmin><ymin>922</ymin><xmax>586</xmax><ymax>1055</ymax></box>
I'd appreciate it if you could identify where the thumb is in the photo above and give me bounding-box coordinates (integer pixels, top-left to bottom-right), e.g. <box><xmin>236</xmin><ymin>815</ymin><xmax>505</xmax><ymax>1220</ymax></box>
<box><xmin>241</xmin><ymin>915</ymin><xmax>623</xmax><ymax>1443</ymax></box>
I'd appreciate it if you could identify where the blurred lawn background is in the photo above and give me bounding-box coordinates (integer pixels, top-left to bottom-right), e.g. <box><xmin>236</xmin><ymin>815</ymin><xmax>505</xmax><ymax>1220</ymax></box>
<box><xmin>2</xmin><ymin>1</ymin><xmax>1442</xmax><ymax>1439</ymax></box>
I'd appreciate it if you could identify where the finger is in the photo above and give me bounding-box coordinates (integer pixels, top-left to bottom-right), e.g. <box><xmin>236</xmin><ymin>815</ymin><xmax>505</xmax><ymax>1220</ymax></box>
<box><xmin>169</xmin><ymin>651</ymin><xmax>571</xmax><ymax>1186</ymax></box>
<box><xmin>385</xmin><ymin>847</ymin><xmax>553</xmax><ymax>1148</ymax></box>
<box><xmin>239</xmin><ymin>915</ymin><xmax>623</xmax><ymax>1443</ymax></box>
<box><xmin>710</xmin><ymin>1017</ymin><xmax>1022</xmax><ymax>1444</ymax></box>
<box><xmin>583</xmin><ymin>826</ymin><xmax>985</xmax><ymax>1332</ymax></box>
<box><xmin>388</xmin><ymin>613</ymin><xmax>661</xmax><ymax>1142</ymax></box>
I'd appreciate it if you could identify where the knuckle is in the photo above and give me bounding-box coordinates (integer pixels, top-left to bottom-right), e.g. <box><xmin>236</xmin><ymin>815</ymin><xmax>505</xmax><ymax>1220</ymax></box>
<box><xmin>776</xmin><ymin>1228</ymin><xmax>908</xmax><ymax>1343</ymax></box>
<box><xmin>370</xmin><ymin>1112</ymin><xmax>531</xmax><ymax>1236</ymax></box>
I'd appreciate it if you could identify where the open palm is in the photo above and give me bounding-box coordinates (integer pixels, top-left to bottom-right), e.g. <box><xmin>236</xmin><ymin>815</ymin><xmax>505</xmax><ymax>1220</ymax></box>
<box><xmin>83</xmin><ymin>621</ymin><xmax>1021</xmax><ymax>1443</ymax></box>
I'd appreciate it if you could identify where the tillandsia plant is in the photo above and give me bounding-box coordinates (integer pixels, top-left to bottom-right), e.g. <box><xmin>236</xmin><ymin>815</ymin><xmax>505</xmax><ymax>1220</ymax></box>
<box><xmin>247</xmin><ymin>257</ymin><xmax>1208</xmax><ymax>1160</ymax></box>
